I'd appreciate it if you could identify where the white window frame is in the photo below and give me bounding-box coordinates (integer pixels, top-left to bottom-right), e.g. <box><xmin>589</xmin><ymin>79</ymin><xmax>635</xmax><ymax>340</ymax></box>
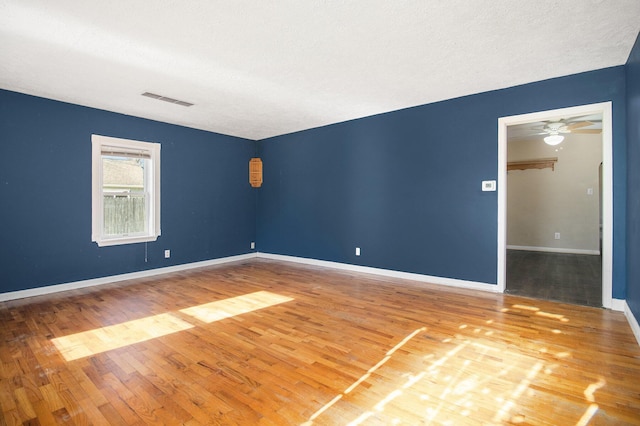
<box><xmin>92</xmin><ymin>134</ymin><xmax>161</xmax><ymax>247</ymax></box>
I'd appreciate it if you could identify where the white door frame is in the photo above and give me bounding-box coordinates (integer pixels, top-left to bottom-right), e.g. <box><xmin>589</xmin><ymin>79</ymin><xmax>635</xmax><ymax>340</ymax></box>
<box><xmin>497</xmin><ymin>102</ymin><xmax>613</xmax><ymax>308</ymax></box>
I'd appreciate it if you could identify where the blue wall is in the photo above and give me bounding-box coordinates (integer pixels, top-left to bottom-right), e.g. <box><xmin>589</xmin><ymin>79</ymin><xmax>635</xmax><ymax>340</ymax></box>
<box><xmin>0</xmin><ymin>90</ymin><xmax>256</xmax><ymax>293</ymax></box>
<box><xmin>0</xmin><ymin>64</ymin><xmax>632</xmax><ymax>301</ymax></box>
<box><xmin>257</xmin><ymin>67</ymin><xmax>628</xmax><ymax>297</ymax></box>
<box><xmin>627</xmin><ymin>33</ymin><xmax>640</xmax><ymax>318</ymax></box>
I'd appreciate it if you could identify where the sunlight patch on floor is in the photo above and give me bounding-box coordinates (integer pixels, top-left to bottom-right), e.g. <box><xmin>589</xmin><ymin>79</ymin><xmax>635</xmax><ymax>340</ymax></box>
<box><xmin>503</xmin><ymin>304</ymin><xmax>571</xmax><ymax>323</ymax></box>
<box><xmin>51</xmin><ymin>312</ymin><xmax>193</xmax><ymax>361</ymax></box>
<box><xmin>51</xmin><ymin>290</ymin><xmax>294</xmax><ymax>361</ymax></box>
<box><xmin>302</xmin><ymin>327</ymin><xmax>426</xmax><ymax>426</ymax></box>
<box><xmin>180</xmin><ymin>290</ymin><xmax>293</xmax><ymax>323</ymax></box>
<box><xmin>304</xmin><ymin>310</ymin><xmax>605</xmax><ymax>425</ymax></box>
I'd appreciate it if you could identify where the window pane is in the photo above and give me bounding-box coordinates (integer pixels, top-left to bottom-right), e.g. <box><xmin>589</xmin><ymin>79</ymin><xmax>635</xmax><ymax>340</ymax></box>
<box><xmin>102</xmin><ymin>157</ymin><xmax>145</xmax><ymax>193</ymax></box>
<box><xmin>103</xmin><ymin>194</ymin><xmax>147</xmax><ymax>235</ymax></box>
<box><xmin>102</xmin><ymin>156</ymin><xmax>147</xmax><ymax>236</ymax></box>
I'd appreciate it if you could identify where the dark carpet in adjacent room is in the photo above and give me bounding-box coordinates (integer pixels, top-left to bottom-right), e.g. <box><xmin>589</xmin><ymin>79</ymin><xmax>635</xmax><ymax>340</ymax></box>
<box><xmin>506</xmin><ymin>250</ymin><xmax>602</xmax><ymax>307</ymax></box>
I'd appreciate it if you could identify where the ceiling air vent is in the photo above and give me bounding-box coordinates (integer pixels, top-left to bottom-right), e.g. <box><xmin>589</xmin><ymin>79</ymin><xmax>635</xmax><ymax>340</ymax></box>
<box><xmin>142</xmin><ymin>92</ymin><xmax>194</xmax><ymax>107</ymax></box>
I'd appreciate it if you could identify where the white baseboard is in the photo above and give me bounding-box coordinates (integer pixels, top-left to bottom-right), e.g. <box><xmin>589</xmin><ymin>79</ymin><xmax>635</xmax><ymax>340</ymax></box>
<box><xmin>257</xmin><ymin>252</ymin><xmax>501</xmax><ymax>293</ymax></box>
<box><xmin>624</xmin><ymin>301</ymin><xmax>640</xmax><ymax>347</ymax></box>
<box><xmin>0</xmin><ymin>253</ymin><xmax>258</xmax><ymax>302</ymax></box>
<box><xmin>2</xmin><ymin>250</ymin><xmax>627</xmax><ymax>320</ymax></box>
<box><xmin>507</xmin><ymin>245</ymin><xmax>600</xmax><ymax>255</ymax></box>
<box><xmin>611</xmin><ymin>298</ymin><xmax>626</xmax><ymax>312</ymax></box>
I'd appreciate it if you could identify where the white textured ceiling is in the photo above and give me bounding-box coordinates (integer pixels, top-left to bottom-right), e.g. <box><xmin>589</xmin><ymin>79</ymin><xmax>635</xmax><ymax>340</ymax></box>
<box><xmin>1</xmin><ymin>1</ymin><xmax>639</xmax><ymax>140</ymax></box>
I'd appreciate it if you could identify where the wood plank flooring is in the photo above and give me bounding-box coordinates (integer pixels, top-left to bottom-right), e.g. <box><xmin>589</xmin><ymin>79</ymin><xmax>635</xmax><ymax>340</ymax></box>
<box><xmin>1</xmin><ymin>259</ymin><xmax>640</xmax><ymax>425</ymax></box>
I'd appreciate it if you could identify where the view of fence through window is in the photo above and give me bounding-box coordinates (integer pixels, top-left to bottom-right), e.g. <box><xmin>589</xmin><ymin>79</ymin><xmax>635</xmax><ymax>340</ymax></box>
<box><xmin>102</xmin><ymin>157</ymin><xmax>147</xmax><ymax>236</ymax></box>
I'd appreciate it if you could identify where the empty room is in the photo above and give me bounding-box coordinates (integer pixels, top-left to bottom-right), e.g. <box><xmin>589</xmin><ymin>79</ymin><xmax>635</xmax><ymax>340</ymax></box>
<box><xmin>2</xmin><ymin>1</ymin><xmax>640</xmax><ymax>424</ymax></box>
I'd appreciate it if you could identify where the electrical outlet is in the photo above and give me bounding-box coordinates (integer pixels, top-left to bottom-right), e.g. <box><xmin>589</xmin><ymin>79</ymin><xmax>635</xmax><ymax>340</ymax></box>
<box><xmin>554</xmin><ymin>233</ymin><xmax>560</xmax><ymax>240</ymax></box>
<box><xmin>355</xmin><ymin>247</ymin><xmax>361</xmax><ymax>256</ymax></box>
<box><xmin>164</xmin><ymin>249</ymin><xmax>171</xmax><ymax>258</ymax></box>
<box><xmin>251</xmin><ymin>241</ymin><xmax>255</xmax><ymax>249</ymax></box>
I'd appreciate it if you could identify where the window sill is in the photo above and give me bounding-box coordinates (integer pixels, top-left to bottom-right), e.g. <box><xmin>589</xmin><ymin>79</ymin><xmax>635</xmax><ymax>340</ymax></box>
<box><xmin>94</xmin><ymin>234</ymin><xmax>159</xmax><ymax>247</ymax></box>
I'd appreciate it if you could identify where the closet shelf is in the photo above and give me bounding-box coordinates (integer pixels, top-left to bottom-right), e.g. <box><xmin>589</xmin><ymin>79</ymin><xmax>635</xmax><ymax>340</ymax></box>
<box><xmin>507</xmin><ymin>157</ymin><xmax>558</xmax><ymax>171</ymax></box>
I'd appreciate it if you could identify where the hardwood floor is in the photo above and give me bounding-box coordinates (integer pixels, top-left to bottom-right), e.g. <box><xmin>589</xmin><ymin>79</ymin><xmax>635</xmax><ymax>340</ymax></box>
<box><xmin>1</xmin><ymin>259</ymin><xmax>639</xmax><ymax>425</ymax></box>
<box><xmin>506</xmin><ymin>250</ymin><xmax>603</xmax><ymax>307</ymax></box>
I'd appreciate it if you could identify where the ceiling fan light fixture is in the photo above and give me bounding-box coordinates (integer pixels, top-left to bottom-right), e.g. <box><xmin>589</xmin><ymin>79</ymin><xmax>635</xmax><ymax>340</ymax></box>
<box><xmin>544</xmin><ymin>134</ymin><xmax>564</xmax><ymax>145</ymax></box>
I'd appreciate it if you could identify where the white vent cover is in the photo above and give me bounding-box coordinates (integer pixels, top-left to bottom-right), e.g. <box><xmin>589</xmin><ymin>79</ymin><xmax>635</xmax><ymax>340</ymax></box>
<box><xmin>142</xmin><ymin>92</ymin><xmax>193</xmax><ymax>107</ymax></box>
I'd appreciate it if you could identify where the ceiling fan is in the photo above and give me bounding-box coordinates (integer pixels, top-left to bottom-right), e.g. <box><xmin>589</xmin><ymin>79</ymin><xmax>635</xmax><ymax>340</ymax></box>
<box><xmin>539</xmin><ymin>119</ymin><xmax>601</xmax><ymax>145</ymax></box>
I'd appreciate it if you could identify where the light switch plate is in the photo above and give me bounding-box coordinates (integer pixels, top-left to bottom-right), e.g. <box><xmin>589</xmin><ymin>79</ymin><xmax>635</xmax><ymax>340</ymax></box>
<box><xmin>482</xmin><ymin>180</ymin><xmax>496</xmax><ymax>191</ymax></box>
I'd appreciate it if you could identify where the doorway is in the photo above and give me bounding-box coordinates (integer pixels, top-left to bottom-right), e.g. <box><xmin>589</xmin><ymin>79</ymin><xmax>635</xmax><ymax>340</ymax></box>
<box><xmin>497</xmin><ymin>102</ymin><xmax>613</xmax><ymax>308</ymax></box>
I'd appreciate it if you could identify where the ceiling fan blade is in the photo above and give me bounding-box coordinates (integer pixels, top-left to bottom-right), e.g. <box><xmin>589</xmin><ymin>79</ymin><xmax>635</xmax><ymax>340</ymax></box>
<box><xmin>571</xmin><ymin>129</ymin><xmax>601</xmax><ymax>134</ymax></box>
<box><xmin>565</xmin><ymin>121</ymin><xmax>593</xmax><ymax>130</ymax></box>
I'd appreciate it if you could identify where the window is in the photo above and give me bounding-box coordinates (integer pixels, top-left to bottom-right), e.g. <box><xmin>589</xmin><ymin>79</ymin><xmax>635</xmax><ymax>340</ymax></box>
<box><xmin>92</xmin><ymin>135</ymin><xmax>160</xmax><ymax>246</ymax></box>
